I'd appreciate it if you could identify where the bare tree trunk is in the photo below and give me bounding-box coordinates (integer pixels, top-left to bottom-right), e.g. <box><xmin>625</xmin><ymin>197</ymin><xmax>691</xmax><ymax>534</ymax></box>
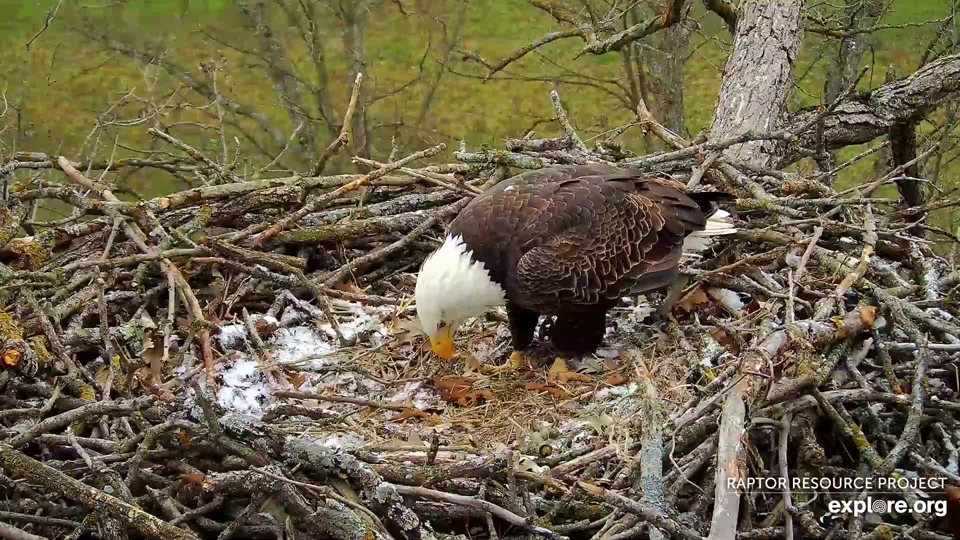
<box><xmin>621</xmin><ymin>7</ymin><xmax>655</xmax><ymax>150</ymax></box>
<box><xmin>709</xmin><ymin>0</ymin><xmax>805</xmax><ymax>169</ymax></box>
<box><xmin>823</xmin><ymin>0</ymin><xmax>882</xmax><ymax>103</ymax></box>
<box><xmin>237</xmin><ymin>0</ymin><xmax>318</xmax><ymax>164</ymax></box>
<box><xmin>337</xmin><ymin>0</ymin><xmax>372</xmax><ymax>163</ymax></box>
<box><xmin>818</xmin><ymin>0</ymin><xmax>883</xmax><ymax>174</ymax></box>
<box><xmin>645</xmin><ymin>1</ymin><xmax>693</xmax><ymax>139</ymax></box>
<box><xmin>704</xmin><ymin>1</ymin><xmax>805</xmax><ymax>538</ymax></box>
<box><xmin>890</xmin><ymin>119</ymin><xmax>925</xmax><ymax>210</ymax></box>
<box><xmin>415</xmin><ymin>1</ymin><xmax>469</xmax><ymax>134</ymax></box>
<box><xmin>278</xmin><ymin>0</ymin><xmax>340</xmax><ymax>138</ymax></box>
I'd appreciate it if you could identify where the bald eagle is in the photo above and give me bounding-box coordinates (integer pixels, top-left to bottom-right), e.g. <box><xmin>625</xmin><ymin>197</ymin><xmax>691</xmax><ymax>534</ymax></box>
<box><xmin>415</xmin><ymin>164</ymin><xmax>736</xmax><ymax>363</ymax></box>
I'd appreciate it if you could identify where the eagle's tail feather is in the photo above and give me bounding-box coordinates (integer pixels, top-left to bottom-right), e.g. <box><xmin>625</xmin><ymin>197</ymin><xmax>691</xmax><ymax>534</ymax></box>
<box><xmin>682</xmin><ymin>210</ymin><xmax>736</xmax><ymax>255</ymax></box>
<box><xmin>697</xmin><ymin>209</ymin><xmax>737</xmax><ymax>236</ymax></box>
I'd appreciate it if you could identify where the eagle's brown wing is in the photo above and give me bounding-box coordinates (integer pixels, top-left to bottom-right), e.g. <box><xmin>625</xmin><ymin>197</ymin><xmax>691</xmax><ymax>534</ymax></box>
<box><xmin>447</xmin><ymin>164</ymin><xmax>718</xmax><ymax>312</ymax></box>
<box><xmin>512</xmin><ymin>170</ymin><xmax>708</xmax><ymax>308</ymax></box>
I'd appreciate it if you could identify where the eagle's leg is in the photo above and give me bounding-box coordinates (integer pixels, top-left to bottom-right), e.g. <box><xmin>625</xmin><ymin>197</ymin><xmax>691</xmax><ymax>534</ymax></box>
<box><xmin>641</xmin><ymin>274</ymin><xmax>690</xmax><ymax>325</ymax></box>
<box><xmin>505</xmin><ymin>303</ymin><xmax>540</xmax><ymax>370</ymax></box>
<box><xmin>548</xmin><ymin>310</ymin><xmax>608</xmax><ymax>369</ymax></box>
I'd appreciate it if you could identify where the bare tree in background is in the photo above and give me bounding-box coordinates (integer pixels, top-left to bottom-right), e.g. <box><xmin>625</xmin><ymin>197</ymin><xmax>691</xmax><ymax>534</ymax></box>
<box><xmin>79</xmin><ymin>0</ymin><xmax>466</xmax><ymax>176</ymax></box>
<box><xmin>457</xmin><ymin>0</ymin><xmax>693</xmax><ymax>143</ymax></box>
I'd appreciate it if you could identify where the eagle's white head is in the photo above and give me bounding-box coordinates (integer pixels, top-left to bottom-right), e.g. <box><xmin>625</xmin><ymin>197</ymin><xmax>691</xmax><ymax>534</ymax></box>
<box><xmin>415</xmin><ymin>234</ymin><xmax>506</xmax><ymax>359</ymax></box>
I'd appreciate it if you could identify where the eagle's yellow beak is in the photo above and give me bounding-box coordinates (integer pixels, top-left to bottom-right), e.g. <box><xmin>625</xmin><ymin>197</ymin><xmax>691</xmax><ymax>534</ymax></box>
<box><xmin>430</xmin><ymin>326</ymin><xmax>456</xmax><ymax>359</ymax></box>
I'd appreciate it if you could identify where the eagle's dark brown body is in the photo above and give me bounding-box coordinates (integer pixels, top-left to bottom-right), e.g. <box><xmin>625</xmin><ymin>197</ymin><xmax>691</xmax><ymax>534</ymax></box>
<box><xmin>448</xmin><ymin>164</ymin><xmax>731</xmax><ymax>356</ymax></box>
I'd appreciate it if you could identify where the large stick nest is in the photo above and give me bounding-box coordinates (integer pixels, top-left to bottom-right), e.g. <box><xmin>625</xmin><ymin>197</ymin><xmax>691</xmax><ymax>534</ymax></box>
<box><xmin>2</xmin><ymin>90</ymin><xmax>960</xmax><ymax>540</ymax></box>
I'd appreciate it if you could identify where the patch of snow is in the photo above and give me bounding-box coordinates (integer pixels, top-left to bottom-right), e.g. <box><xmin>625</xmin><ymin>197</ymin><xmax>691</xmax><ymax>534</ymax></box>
<box><xmin>592</xmin><ymin>382</ymin><xmax>639</xmax><ymax>400</ymax></box>
<box><xmin>279</xmin><ymin>307</ymin><xmax>308</xmax><ymax>326</ymax></box>
<box><xmin>927</xmin><ymin>308</ymin><xmax>954</xmax><ymax>322</ymax></box>
<box><xmin>321</xmin><ymin>432</ymin><xmax>365</xmax><ymax>450</ymax></box>
<box><xmin>216</xmin><ymin>324</ymin><xmax>247</xmax><ymax>351</ymax></box>
<box><xmin>389</xmin><ymin>380</ymin><xmax>438</xmax><ymax>410</ymax></box>
<box><xmin>632</xmin><ymin>304</ymin><xmax>657</xmax><ymax>321</ymax></box>
<box><xmin>785</xmin><ymin>247</ymin><xmax>802</xmax><ymax>268</ymax></box>
<box><xmin>338</xmin><ymin>310</ymin><xmax>377</xmax><ymax>342</ymax></box>
<box><xmin>216</xmin><ymin>359</ymin><xmax>270</xmax><ymax>416</ymax></box>
<box><xmin>297</xmin><ymin>371</ymin><xmax>359</xmax><ymax>393</ymax></box>
<box><xmin>270</xmin><ymin>326</ymin><xmax>333</xmax><ymax>365</ymax></box>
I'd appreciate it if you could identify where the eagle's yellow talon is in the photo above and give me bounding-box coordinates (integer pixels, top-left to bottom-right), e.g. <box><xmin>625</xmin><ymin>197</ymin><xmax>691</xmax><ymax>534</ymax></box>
<box><xmin>507</xmin><ymin>351</ymin><xmax>535</xmax><ymax>370</ymax></box>
<box><xmin>549</xmin><ymin>357</ymin><xmax>592</xmax><ymax>383</ymax></box>
<box><xmin>480</xmin><ymin>351</ymin><xmax>532</xmax><ymax>375</ymax></box>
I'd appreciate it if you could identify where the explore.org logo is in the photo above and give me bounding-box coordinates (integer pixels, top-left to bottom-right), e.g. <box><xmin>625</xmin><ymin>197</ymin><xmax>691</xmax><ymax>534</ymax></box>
<box><xmin>821</xmin><ymin>497</ymin><xmax>947</xmax><ymax>523</ymax></box>
<box><xmin>724</xmin><ymin>476</ymin><xmax>950</xmax><ymax>523</ymax></box>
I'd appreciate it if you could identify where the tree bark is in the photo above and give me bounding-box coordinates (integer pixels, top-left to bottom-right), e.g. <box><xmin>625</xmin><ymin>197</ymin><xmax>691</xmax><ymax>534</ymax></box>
<box><xmin>703</xmin><ymin>1</ymin><xmax>805</xmax><ymax>538</ymax></box>
<box><xmin>890</xmin><ymin>121</ymin><xmax>925</xmax><ymax>210</ymax></box>
<box><xmin>708</xmin><ymin>0</ymin><xmax>805</xmax><ymax>168</ymax></box>
<box><xmin>784</xmin><ymin>53</ymin><xmax>960</xmax><ymax>166</ymax></box>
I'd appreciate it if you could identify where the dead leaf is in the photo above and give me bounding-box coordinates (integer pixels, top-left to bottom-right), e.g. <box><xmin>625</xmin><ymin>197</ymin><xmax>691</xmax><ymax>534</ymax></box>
<box><xmin>254</xmin><ymin>317</ymin><xmax>278</xmax><ymax>339</ymax></box>
<box><xmin>392</xmin><ymin>408</ymin><xmax>430</xmax><ymax>421</ymax></box>
<box><xmin>524</xmin><ymin>383</ymin><xmax>569</xmax><ymax>398</ymax></box>
<box><xmin>291</xmin><ymin>373</ymin><xmax>307</xmax><ymax>390</ymax></box>
<box><xmin>678</xmin><ymin>287</ymin><xmax>710</xmax><ymax>312</ymax></box>
<box><xmin>334</xmin><ymin>281</ymin><xmax>366</xmax><ymax>295</ymax></box>
<box><xmin>605</xmin><ymin>375</ymin><xmax>628</xmax><ymax>386</ymax></box>
<box><xmin>586</xmin><ymin>413</ymin><xmax>615</xmax><ymax>435</ymax></box>
<box><xmin>2</xmin><ymin>349</ymin><xmax>21</xmax><ymax>367</ymax></box>
<box><xmin>473</xmin><ymin>388</ymin><xmax>495</xmax><ymax>402</ymax></box>
<box><xmin>177</xmin><ymin>430</ymin><xmax>192</xmax><ymax>446</ymax></box>
<box><xmin>859</xmin><ymin>305</ymin><xmax>877</xmax><ymax>328</ymax></box>
<box><xmin>142</xmin><ymin>335</ymin><xmax>164</xmax><ymax>381</ymax></box>
<box><xmin>433</xmin><ymin>376</ymin><xmax>495</xmax><ymax>406</ymax></box>
<box><xmin>204</xmin><ymin>309</ymin><xmax>221</xmax><ymax>326</ymax></box>
<box><xmin>547</xmin><ymin>358</ymin><xmax>592</xmax><ymax>383</ymax></box>
<box><xmin>390</xmin><ymin>318</ymin><xmax>424</xmax><ymax>348</ymax></box>
<box><xmin>393</xmin><ymin>318</ymin><xmax>423</xmax><ymax>334</ymax></box>
<box><xmin>509</xmin><ymin>352</ymin><xmax>537</xmax><ymax>370</ymax></box>
<box><xmin>407</xmin><ymin>432</ymin><xmax>425</xmax><ymax>446</ymax></box>
<box><xmin>179</xmin><ymin>473</ymin><xmax>206</xmax><ymax>486</ymax></box>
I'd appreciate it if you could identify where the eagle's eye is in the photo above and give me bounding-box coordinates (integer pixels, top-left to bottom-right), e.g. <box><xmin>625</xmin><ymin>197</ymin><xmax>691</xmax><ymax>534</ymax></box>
<box><xmin>437</xmin><ymin>321</ymin><xmax>447</xmax><ymax>329</ymax></box>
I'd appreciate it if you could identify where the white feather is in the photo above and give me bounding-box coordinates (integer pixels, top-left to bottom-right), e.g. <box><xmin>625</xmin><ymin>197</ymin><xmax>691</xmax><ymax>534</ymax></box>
<box><xmin>415</xmin><ymin>234</ymin><xmax>506</xmax><ymax>338</ymax></box>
